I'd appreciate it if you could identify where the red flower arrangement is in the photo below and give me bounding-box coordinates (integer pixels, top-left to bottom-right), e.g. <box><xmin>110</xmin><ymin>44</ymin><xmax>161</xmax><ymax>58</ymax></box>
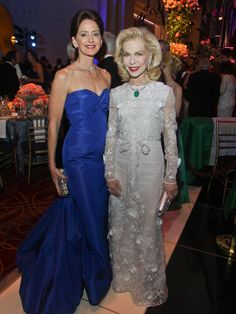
<box><xmin>17</xmin><ymin>83</ymin><xmax>45</xmax><ymax>97</ymax></box>
<box><xmin>32</xmin><ymin>95</ymin><xmax>49</xmax><ymax>115</ymax></box>
<box><xmin>13</xmin><ymin>83</ymin><xmax>48</xmax><ymax>115</ymax></box>
<box><xmin>13</xmin><ymin>97</ymin><xmax>26</xmax><ymax>110</ymax></box>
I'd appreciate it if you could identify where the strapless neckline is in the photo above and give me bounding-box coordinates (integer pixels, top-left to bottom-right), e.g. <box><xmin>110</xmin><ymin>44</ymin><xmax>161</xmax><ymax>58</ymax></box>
<box><xmin>67</xmin><ymin>88</ymin><xmax>109</xmax><ymax>98</ymax></box>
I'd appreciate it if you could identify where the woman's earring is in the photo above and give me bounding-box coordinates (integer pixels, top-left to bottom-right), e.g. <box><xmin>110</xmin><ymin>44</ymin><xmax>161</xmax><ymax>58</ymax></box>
<box><xmin>72</xmin><ymin>39</ymin><xmax>78</xmax><ymax>49</ymax></box>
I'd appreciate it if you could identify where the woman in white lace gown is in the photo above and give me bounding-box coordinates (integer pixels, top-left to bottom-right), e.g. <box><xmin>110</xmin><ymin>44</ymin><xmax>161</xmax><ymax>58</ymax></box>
<box><xmin>217</xmin><ymin>61</ymin><xmax>236</xmax><ymax>117</ymax></box>
<box><xmin>105</xmin><ymin>27</ymin><xmax>179</xmax><ymax>307</ymax></box>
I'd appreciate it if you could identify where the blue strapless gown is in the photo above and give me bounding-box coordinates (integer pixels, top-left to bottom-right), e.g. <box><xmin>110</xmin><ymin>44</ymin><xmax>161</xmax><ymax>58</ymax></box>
<box><xmin>17</xmin><ymin>89</ymin><xmax>112</xmax><ymax>314</ymax></box>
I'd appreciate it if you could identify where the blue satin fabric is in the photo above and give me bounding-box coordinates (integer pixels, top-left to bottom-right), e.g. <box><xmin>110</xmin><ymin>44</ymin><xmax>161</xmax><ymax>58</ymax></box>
<box><xmin>17</xmin><ymin>89</ymin><xmax>112</xmax><ymax>314</ymax></box>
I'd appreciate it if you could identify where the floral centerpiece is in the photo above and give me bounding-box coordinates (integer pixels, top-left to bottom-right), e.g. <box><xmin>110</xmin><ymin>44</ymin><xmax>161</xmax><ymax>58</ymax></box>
<box><xmin>13</xmin><ymin>83</ymin><xmax>49</xmax><ymax>115</ymax></box>
<box><xmin>170</xmin><ymin>42</ymin><xmax>189</xmax><ymax>58</ymax></box>
<box><xmin>17</xmin><ymin>83</ymin><xmax>45</xmax><ymax>98</ymax></box>
<box><xmin>163</xmin><ymin>0</ymin><xmax>200</xmax><ymax>44</ymax></box>
<box><xmin>12</xmin><ymin>96</ymin><xmax>26</xmax><ymax>113</ymax></box>
<box><xmin>32</xmin><ymin>95</ymin><xmax>49</xmax><ymax>115</ymax></box>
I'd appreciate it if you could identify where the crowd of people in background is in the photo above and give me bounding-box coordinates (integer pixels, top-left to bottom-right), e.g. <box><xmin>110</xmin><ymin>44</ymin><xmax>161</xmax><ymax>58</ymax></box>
<box><xmin>0</xmin><ymin>49</ymin><xmax>69</xmax><ymax>99</ymax></box>
<box><xmin>0</xmin><ymin>35</ymin><xmax>235</xmax><ymax>118</ymax></box>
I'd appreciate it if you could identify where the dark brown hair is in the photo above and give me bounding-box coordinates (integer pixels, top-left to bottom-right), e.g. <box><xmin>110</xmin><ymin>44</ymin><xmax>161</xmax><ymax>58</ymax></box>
<box><xmin>70</xmin><ymin>9</ymin><xmax>104</xmax><ymax>38</ymax></box>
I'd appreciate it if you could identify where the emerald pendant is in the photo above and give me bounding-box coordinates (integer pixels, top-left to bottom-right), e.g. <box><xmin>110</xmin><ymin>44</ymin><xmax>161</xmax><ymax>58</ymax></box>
<box><xmin>134</xmin><ymin>89</ymin><xmax>139</xmax><ymax>97</ymax></box>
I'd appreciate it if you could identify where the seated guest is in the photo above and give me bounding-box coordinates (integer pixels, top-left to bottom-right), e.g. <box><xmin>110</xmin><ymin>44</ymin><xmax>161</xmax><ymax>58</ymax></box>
<box><xmin>98</xmin><ymin>31</ymin><xmax>122</xmax><ymax>88</ymax></box>
<box><xmin>185</xmin><ymin>57</ymin><xmax>220</xmax><ymax>117</ymax></box>
<box><xmin>22</xmin><ymin>50</ymin><xmax>44</xmax><ymax>85</ymax></box>
<box><xmin>0</xmin><ymin>50</ymin><xmax>20</xmax><ymax>100</ymax></box>
<box><xmin>217</xmin><ymin>61</ymin><xmax>236</xmax><ymax>117</ymax></box>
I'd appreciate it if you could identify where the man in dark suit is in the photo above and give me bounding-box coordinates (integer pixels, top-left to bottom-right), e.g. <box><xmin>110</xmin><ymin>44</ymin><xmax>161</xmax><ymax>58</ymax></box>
<box><xmin>185</xmin><ymin>57</ymin><xmax>220</xmax><ymax>117</ymax></box>
<box><xmin>0</xmin><ymin>50</ymin><xmax>20</xmax><ymax>100</ymax></box>
<box><xmin>98</xmin><ymin>32</ymin><xmax>122</xmax><ymax>88</ymax></box>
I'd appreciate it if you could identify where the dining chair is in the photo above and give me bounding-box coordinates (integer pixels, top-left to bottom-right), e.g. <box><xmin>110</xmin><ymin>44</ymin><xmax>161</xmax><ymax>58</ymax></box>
<box><xmin>207</xmin><ymin>119</ymin><xmax>236</xmax><ymax>204</ymax></box>
<box><xmin>0</xmin><ymin>139</ymin><xmax>17</xmax><ymax>189</ymax></box>
<box><xmin>24</xmin><ymin>115</ymin><xmax>48</xmax><ymax>184</ymax></box>
<box><xmin>0</xmin><ymin>140</ymin><xmax>17</xmax><ymax>168</ymax></box>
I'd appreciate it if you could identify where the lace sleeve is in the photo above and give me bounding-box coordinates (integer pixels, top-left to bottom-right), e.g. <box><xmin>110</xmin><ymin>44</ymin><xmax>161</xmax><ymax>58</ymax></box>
<box><xmin>105</xmin><ymin>91</ymin><xmax>118</xmax><ymax>180</ymax></box>
<box><xmin>163</xmin><ymin>89</ymin><xmax>179</xmax><ymax>183</ymax></box>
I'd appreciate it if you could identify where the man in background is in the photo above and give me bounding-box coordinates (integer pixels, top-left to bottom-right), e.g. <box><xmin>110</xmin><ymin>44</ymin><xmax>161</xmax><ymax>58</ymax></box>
<box><xmin>185</xmin><ymin>57</ymin><xmax>220</xmax><ymax>117</ymax></box>
<box><xmin>98</xmin><ymin>32</ymin><xmax>122</xmax><ymax>88</ymax></box>
<box><xmin>0</xmin><ymin>50</ymin><xmax>20</xmax><ymax>100</ymax></box>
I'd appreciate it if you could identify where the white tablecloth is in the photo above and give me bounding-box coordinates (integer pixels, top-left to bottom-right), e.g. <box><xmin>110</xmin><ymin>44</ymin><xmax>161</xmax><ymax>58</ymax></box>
<box><xmin>0</xmin><ymin>116</ymin><xmax>13</xmax><ymax>139</ymax></box>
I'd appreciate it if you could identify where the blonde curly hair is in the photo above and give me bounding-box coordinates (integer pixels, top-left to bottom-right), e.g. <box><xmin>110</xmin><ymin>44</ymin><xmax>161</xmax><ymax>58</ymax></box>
<box><xmin>115</xmin><ymin>27</ymin><xmax>162</xmax><ymax>82</ymax></box>
<box><xmin>161</xmin><ymin>52</ymin><xmax>182</xmax><ymax>79</ymax></box>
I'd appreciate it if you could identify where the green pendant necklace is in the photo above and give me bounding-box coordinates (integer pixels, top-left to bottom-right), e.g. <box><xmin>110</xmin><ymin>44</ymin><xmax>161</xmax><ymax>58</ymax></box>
<box><xmin>130</xmin><ymin>84</ymin><xmax>147</xmax><ymax>97</ymax></box>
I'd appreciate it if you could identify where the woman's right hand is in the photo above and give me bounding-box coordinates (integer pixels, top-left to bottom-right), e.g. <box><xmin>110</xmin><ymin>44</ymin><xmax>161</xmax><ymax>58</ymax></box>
<box><xmin>50</xmin><ymin>166</ymin><xmax>68</xmax><ymax>195</ymax></box>
<box><xmin>107</xmin><ymin>179</ymin><xmax>122</xmax><ymax>197</ymax></box>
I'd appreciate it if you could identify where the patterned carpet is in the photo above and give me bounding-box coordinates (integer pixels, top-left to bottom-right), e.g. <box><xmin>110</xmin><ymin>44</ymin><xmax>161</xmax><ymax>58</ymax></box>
<box><xmin>0</xmin><ymin>166</ymin><xmax>57</xmax><ymax>292</ymax></box>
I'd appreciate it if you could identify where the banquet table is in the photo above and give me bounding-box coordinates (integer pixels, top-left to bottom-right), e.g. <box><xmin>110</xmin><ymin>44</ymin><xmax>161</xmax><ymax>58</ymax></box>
<box><xmin>180</xmin><ymin>117</ymin><xmax>236</xmax><ymax>184</ymax></box>
<box><xmin>0</xmin><ymin>115</ymin><xmax>48</xmax><ymax>173</ymax></box>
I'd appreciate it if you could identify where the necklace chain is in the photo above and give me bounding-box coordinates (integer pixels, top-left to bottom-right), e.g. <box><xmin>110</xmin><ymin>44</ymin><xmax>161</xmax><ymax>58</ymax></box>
<box><xmin>74</xmin><ymin>63</ymin><xmax>96</xmax><ymax>72</ymax></box>
<box><xmin>129</xmin><ymin>84</ymin><xmax>147</xmax><ymax>97</ymax></box>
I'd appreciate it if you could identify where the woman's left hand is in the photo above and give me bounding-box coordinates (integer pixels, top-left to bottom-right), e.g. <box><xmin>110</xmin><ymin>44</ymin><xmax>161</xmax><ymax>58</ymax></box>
<box><xmin>164</xmin><ymin>182</ymin><xmax>178</xmax><ymax>200</ymax></box>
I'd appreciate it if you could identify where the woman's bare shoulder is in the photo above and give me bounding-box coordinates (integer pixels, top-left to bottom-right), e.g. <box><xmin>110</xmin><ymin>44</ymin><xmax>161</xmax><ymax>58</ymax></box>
<box><xmin>54</xmin><ymin>66</ymin><xmax>71</xmax><ymax>81</ymax></box>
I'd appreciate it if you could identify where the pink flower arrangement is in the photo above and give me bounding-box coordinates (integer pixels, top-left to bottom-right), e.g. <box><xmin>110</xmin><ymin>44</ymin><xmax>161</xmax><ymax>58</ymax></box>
<box><xmin>31</xmin><ymin>95</ymin><xmax>49</xmax><ymax>115</ymax></box>
<box><xmin>170</xmin><ymin>42</ymin><xmax>189</xmax><ymax>58</ymax></box>
<box><xmin>199</xmin><ymin>39</ymin><xmax>211</xmax><ymax>46</ymax></box>
<box><xmin>33</xmin><ymin>95</ymin><xmax>49</xmax><ymax>108</ymax></box>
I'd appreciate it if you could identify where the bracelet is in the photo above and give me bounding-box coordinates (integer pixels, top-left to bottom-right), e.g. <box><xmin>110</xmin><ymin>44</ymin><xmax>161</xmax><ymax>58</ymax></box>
<box><xmin>164</xmin><ymin>181</ymin><xmax>177</xmax><ymax>185</ymax></box>
<box><xmin>106</xmin><ymin>178</ymin><xmax>117</xmax><ymax>182</ymax></box>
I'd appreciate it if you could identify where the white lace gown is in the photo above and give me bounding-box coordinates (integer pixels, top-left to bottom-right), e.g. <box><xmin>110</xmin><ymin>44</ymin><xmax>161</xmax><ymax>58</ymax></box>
<box><xmin>217</xmin><ymin>74</ymin><xmax>236</xmax><ymax>117</ymax></box>
<box><xmin>105</xmin><ymin>81</ymin><xmax>179</xmax><ymax>306</ymax></box>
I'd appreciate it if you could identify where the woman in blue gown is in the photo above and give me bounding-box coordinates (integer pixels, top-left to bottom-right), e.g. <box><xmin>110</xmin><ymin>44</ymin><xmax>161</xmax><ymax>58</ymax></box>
<box><xmin>17</xmin><ymin>9</ymin><xmax>112</xmax><ymax>314</ymax></box>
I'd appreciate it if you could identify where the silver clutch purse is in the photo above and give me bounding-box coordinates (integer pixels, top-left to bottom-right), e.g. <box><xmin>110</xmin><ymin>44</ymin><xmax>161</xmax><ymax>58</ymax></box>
<box><xmin>58</xmin><ymin>168</ymin><xmax>69</xmax><ymax>197</ymax></box>
<box><xmin>157</xmin><ymin>191</ymin><xmax>171</xmax><ymax>218</ymax></box>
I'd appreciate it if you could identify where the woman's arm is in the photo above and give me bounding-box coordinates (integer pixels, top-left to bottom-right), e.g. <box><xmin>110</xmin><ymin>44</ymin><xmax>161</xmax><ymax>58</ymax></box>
<box><xmin>163</xmin><ymin>89</ymin><xmax>179</xmax><ymax>199</ymax></box>
<box><xmin>105</xmin><ymin>91</ymin><xmax>121</xmax><ymax>197</ymax></box>
<box><xmin>173</xmin><ymin>83</ymin><xmax>183</xmax><ymax>118</ymax></box>
<box><xmin>48</xmin><ymin>69</ymin><xmax>68</xmax><ymax>193</ymax></box>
